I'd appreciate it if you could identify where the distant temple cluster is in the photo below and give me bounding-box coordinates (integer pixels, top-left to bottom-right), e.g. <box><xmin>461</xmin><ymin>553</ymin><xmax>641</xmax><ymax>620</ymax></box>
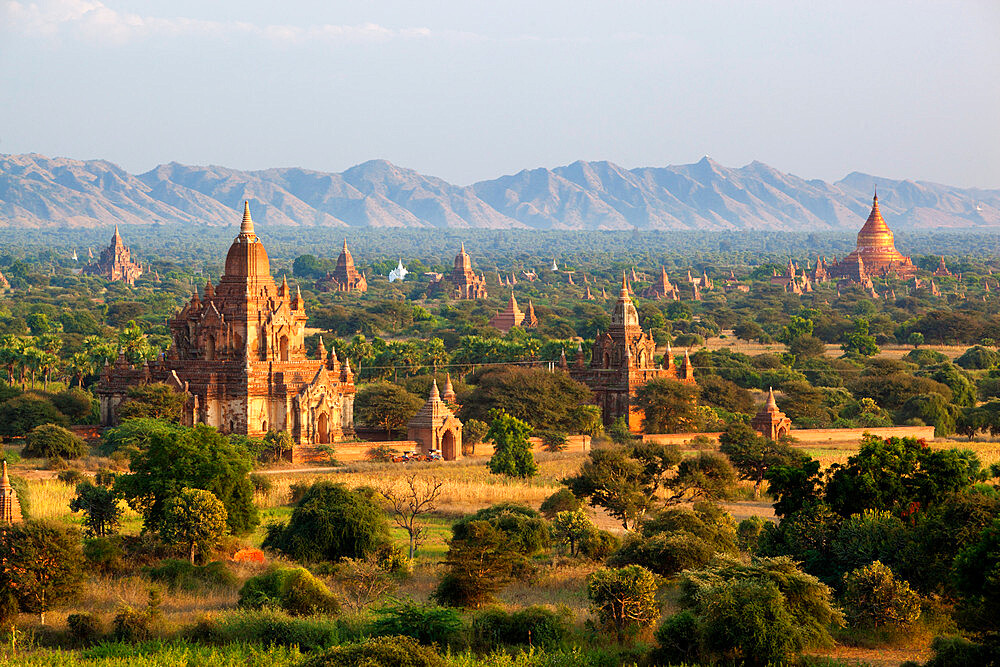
<box><xmin>97</xmin><ymin>203</ymin><xmax>356</xmax><ymax>460</ymax></box>
<box><xmin>317</xmin><ymin>240</ymin><xmax>368</xmax><ymax>293</ymax></box>
<box><xmin>84</xmin><ymin>225</ymin><xmax>144</xmax><ymax>285</ymax></box>
<box><xmin>567</xmin><ymin>274</ymin><xmax>695</xmax><ymax>430</ymax></box>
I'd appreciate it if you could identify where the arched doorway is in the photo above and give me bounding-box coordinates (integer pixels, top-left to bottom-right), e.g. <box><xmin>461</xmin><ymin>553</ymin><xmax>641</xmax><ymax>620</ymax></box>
<box><xmin>205</xmin><ymin>335</ymin><xmax>215</xmax><ymax>361</ymax></box>
<box><xmin>279</xmin><ymin>335</ymin><xmax>289</xmax><ymax>362</ymax></box>
<box><xmin>317</xmin><ymin>412</ymin><xmax>330</xmax><ymax>444</ymax></box>
<box><xmin>441</xmin><ymin>429</ymin><xmax>456</xmax><ymax>461</ymax></box>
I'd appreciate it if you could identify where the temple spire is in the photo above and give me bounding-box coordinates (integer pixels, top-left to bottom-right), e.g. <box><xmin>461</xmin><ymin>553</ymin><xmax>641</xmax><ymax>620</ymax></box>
<box><xmin>240</xmin><ymin>200</ymin><xmax>254</xmax><ymax>235</ymax></box>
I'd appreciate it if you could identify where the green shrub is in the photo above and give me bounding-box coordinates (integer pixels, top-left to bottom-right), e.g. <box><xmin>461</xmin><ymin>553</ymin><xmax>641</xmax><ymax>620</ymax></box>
<box><xmin>0</xmin><ymin>448</ymin><xmax>20</xmax><ymax>464</ymax></box>
<box><xmin>52</xmin><ymin>388</ymin><xmax>96</xmax><ymax>424</ymax></box>
<box><xmin>579</xmin><ymin>528</ymin><xmax>620</xmax><ymax>561</ymax></box>
<box><xmin>23</xmin><ymin>423</ymin><xmax>87</xmax><ymax>459</ymax></box>
<box><xmin>536</xmin><ymin>429</ymin><xmax>568</xmax><ymax>452</ymax></box>
<box><xmin>842</xmin><ymin>561</ymin><xmax>921</xmax><ymax>629</ymax></box>
<box><xmin>369</xmin><ymin>599</ymin><xmax>464</xmax><ymax>648</ymax></box>
<box><xmin>652</xmin><ymin>610</ymin><xmax>699</xmax><ymax>665</ymax></box>
<box><xmin>737</xmin><ymin>516</ymin><xmax>767</xmax><ymax>554</ymax></box>
<box><xmin>587</xmin><ymin>565</ymin><xmax>660</xmax><ymax>642</ymax></box>
<box><xmin>190</xmin><ymin>608</ymin><xmax>349</xmax><ymax>650</ymax></box>
<box><xmin>301</xmin><ymin>635</ymin><xmax>446</xmax><ymax>667</ymax></box>
<box><xmin>67</xmin><ymin>612</ymin><xmax>105</xmax><ymax>644</ymax></box>
<box><xmin>451</xmin><ymin>503</ymin><xmax>550</xmax><ymax>556</ymax></box>
<box><xmin>539</xmin><ymin>488</ymin><xmax>582</xmax><ymax>520</ymax></box>
<box><xmin>83</xmin><ymin>536</ymin><xmax>125</xmax><ymax>575</ymax></box>
<box><xmin>262</xmin><ymin>482</ymin><xmax>392</xmax><ymax>563</ymax></box>
<box><xmin>250</xmin><ymin>473</ymin><xmax>273</xmax><ymax>495</ymax></box>
<box><xmin>434</xmin><ymin>521</ymin><xmax>524</xmax><ymax>608</ymax></box>
<box><xmin>365</xmin><ymin>444</ymin><xmax>397</xmax><ymax>462</ymax></box>
<box><xmin>470</xmin><ymin>605</ymin><xmax>571</xmax><ymax>651</ymax></box>
<box><xmin>112</xmin><ymin>602</ymin><xmax>159</xmax><ymax>642</ymax></box>
<box><xmin>57</xmin><ymin>469</ymin><xmax>85</xmax><ymax>485</ymax></box>
<box><xmin>239</xmin><ymin>566</ymin><xmax>340</xmax><ymax>616</ymax></box>
<box><xmin>831</xmin><ymin>510</ymin><xmax>907</xmax><ymax>576</ymax></box>
<box><xmin>147</xmin><ymin>559</ymin><xmax>238</xmax><ymax>591</ymax></box>
<box><xmin>0</xmin><ymin>394</ymin><xmax>68</xmax><ymax>438</ymax></box>
<box><xmin>921</xmin><ymin>634</ymin><xmax>1000</xmax><ymax>667</ymax></box>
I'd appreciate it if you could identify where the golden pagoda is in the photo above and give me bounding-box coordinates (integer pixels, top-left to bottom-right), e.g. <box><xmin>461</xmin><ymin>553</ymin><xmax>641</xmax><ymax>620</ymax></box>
<box><xmin>829</xmin><ymin>191</ymin><xmax>915</xmax><ymax>283</ymax></box>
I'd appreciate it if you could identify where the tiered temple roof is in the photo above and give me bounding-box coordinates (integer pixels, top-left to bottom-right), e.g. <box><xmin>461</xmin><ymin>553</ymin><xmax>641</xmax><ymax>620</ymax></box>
<box><xmin>318</xmin><ymin>240</ymin><xmax>368</xmax><ymax>292</ymax></box>
<box><xmin>83</xmin><ymin>224</ymin><xmax>143</xmax><ymax>285</ymax></box>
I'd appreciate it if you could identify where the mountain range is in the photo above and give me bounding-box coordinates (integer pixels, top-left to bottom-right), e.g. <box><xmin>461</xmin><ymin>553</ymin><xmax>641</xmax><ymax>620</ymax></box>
<box><xmin>1</xmin><ymin>153</ymin><xmax>998</xmax><ymax>231</ymax></box>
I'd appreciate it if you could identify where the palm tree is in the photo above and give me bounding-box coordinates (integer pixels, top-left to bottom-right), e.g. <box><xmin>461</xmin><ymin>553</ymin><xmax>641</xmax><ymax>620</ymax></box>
<box><xmin>69</xmin><ymin>352</ymin><xmax>93</xmax><ymax>388</ymax></box>
<box><xmin>118</xmin><ymin>321</ymin><xmax>150</xmax><ymax>364</ymax></box>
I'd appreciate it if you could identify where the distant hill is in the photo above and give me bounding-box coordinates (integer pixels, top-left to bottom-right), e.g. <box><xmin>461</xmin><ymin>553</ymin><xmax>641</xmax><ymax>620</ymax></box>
<box><xmin>1</xmin><ymin>153</ymin><xmax>997</xmax><ymax>231</ymax></box>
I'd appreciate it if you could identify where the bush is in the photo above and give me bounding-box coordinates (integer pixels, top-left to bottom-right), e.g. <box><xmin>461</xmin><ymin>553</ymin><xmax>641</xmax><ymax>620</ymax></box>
<box><xmin>365</xmin><ymin>444</ymin><xmax>397</xmax><ymax>462</ymax></box>
<box><xmin>470</xmin><ymin>605</ymin><xmax>571</xmax><ymax>651</ymax></box>
<box><xmin>52</xmin><ymin>388</ymin><xmax>96</xmax><ymax>424</ymax></box>
<box><xmin>239</xmin><ymin>566</ymin><xmax>340</xmax><ymax>616</ymax></box>
<box><xmin>579</xmin><ymin>529</ymin><xmax>620</xmax><ymax>561</ymax></box>
<box><xmin>262</xmin><ymin>482</ymin><xmax>392</xmax><ymax>563</ymax></box>
<box><xmin>451</xmin><ymin>503</ymin><xmax>550</xmax><ymax>556</ymax></box>
<box><xmin>536</xmin><ymin>429</ymin><xmax>568</xmax><ymax>452</ymax></box>
<box><xmin>842</xmin><ymin>561</ymin><xmax>921</xmax><ymax>629</ymax></box>
<box><xmin>587</xmin><ymin>565</ymin><xmax>660</xmax><ymax>642</ymax></box>
<box><xmin>147</xmin><ymin>559</ymin><xmax>238</xmax><ymax>591</ymax></box>
<box><xmin>250</xmin><ymin>473</ymin><xmax>273</xmax><ymax>495</ymax></box>
<box><xmin>112</xmin><ymin>589</ymin><xmax>162</xmax><ymax>642</ymax></box>
<box><xmin>57</xmin><ymin>469</ymin><xmax>85</xmax><ymax>485</ymax></box>
<box><xmin>67</xmin><ymin>612</ymin><xmax>105</xmax><ymax>645</ymax></box>
<box><xmin>737</xmin><ymin>516</ymin><xmax>767</xmax><ymax>554</ymax></box>
<box><xmin>23</xmin><ymin>423</ymin><xmax>87</xmax><ymax>459</ymax></box>
<box><xmin>539</xmin><ymin>488</ymin><xmax>582</xmax><ymax>520</ymax></box>
<box><xmin>609</xmin><ymin>502</ymin><xmax>738</xmax><ymax>577</ymax></box>
<box><xmin>189</xmin><ymin>608</ymin><xmax>349</xmax><ymax>650</ymax></box>
<box><xmin>369</xmin><ymin>599</ymin><xmax>464</xmax><ymax>648</ymax></box>
<box><xmin>434</xmin><ymin>521</ymin><xmax>524</xmax><ymax>608</ymax></box>
<box><xmin>0</xmin><ymin>394</ymin><xmax>68</xmax><ymax>437</ymax></box>
<box><xmin>831</xmin><ymin>510</ymin><xmax>907</xmax><ymax>576</ymax></box>
<box><xmin>652</xmin><ymin>610</ymin><xmax>700</xmax><ymax>665</ymax></box>
<box><xmin>921</xmin><ymin>634</ymin><xmax>1000</xmax><ymax>667</ymax></box>
<box><xmin>301</xmin><ymin>635</ymin><xmax>446</xmax><ymax>667</ymax></box>
<box><xmin>83</xmin><ymin>536</ymin><xmax>125</xmax><ymax>575</ymax></box>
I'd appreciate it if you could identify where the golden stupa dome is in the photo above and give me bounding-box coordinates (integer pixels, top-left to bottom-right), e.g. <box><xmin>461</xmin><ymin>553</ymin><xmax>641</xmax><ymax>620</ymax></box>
<box><xmin>856</xmin><ymin>192</ymin><xmax>896</xmax><ymax>252</ymax></box>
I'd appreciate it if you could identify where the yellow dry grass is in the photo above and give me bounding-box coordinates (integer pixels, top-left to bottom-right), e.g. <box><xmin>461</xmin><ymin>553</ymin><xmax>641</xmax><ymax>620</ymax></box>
<box><xmin>25</xmin><ymin>479</ymin><xmax>77</xmax><ymax>521</ymax></box>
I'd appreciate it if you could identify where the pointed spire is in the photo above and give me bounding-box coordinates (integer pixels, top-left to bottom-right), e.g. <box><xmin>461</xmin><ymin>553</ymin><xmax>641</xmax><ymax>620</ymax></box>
<box><xmin>460</xmin><ymin>241</ymin><xmax>466</xmax><ymax>254</ymax></box>
<box><xmin>621</xmin><ymin>271</ymin><xmax>629</xmax><ymax>295</ymax></box>
<box><xmin>317</xmin><ymin>336</ymin><xmax>326</xmax><ymax>360</ymax></box>
<box><xmin>766</xmin><ymin>386</ymin><xmax>777</xmax><ymax>410</ymax></box>
<box><xmin>240</xmin><ymin>200</ymin><xmax>254</xmax><ymax>235</ymax></box>
<box><xmin>1</xmin><ymin>460</ymin><xmax>8</xmax><ymax>487</ymax></box>
<box><xmin>430</xmin><ymin>378</ymin><xmax>440</xmax><ymax>400</ymax></box>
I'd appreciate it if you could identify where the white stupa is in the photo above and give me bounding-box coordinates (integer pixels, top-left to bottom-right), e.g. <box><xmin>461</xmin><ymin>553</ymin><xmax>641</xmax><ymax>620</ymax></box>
<box><xmin>551</xmin><ymin>259</ymin><xmax>558</xmax><ymax>271</ymax></box>
<box><xmin>389</xmin><ymin>259</ymin><xmax>409</xmax><ymax>283</ymax></box>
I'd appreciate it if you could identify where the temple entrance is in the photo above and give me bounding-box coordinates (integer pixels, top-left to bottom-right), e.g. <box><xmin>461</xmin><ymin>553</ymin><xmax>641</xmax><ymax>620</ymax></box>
<box><xmin>317</xmin><ymin>413</ymin><xmax>330</xmax><ymax>444</ymax></box>
<box><xmin>441</xmin><ymin>429</ymin><xmax>456</xmax><ymax>461</ymax></box>
<box><xmin>279</xmin><ymin>335</ymin><xmax>289</xmax><ymax>362</ymax></box>
<box><xmin>205</xmin><ymin>335</ymin><xmax>215</xmax><ymax>361</ymax></box>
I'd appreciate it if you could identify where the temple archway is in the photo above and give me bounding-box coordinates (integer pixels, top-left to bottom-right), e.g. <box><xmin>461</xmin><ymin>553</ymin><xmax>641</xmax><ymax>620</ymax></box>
<box><xmin>441</xmin><ymin>429</ymin><xmax>456</xmax><ymax>461</ymax></box>
<box><xmin>279</xmin><ymin>335</ymin><xmax>289</xmax><ymax>361</ymax></box>
<box><xmin>603</xmin><ymin>351</ymin><xmax>611</xmax><ymax>368</ymax></box>
<box><xmin>317</xmin><ymin>412</ymin><xmax>330</xmax><ymax>444</ymax></box>
<box><xmin>205</xmin><ymin>335</ymin><xmax>215</xmax><ymax>361</ymax></box>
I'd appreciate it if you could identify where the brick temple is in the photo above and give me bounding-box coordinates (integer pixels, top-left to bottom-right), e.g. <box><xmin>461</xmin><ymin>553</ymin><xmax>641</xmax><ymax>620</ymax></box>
<box><xmin>430</xmin><ymin>243</ymin><xmax>488</xmax><ymax>299</ymax></box>
<box><xmin>568</xmin><ymin>274</ymin><xmax>694</xmax><ymax>429</ymax></box>
<box><xmin>317</xmin><ymin>240</ymin><xmax>368</xmax><ymax>292</ymax></box>
<box><xmin>97</xmin><ymin>202</ymin><xmax>356</xmax><ymax>455</ymax></box>
<box><xmin>489</xmin><ymin>293</ymin><xmax>538</xmax><ymax>333</ymax></box>
<box><xmin>84</xmin><ymin>225</ymin><xmax>143</xmax><ymax>285</ymax></box>
<box><xmin>828</xmin><ymin>191</ymin><xmax>916</xmax><ymax>285</ymax></box>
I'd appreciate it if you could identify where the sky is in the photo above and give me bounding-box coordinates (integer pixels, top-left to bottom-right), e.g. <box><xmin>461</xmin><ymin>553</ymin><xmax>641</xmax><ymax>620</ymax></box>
<box><xmin>1</xmin><ymin>0</ymin><xmax>998</xmax><ymax>188</ymax></box>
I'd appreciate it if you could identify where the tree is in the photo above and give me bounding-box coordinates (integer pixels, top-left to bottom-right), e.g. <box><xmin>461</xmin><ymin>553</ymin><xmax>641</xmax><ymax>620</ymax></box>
<box><xmin>460</xmin><ymin>367</ymin><xmax>592</xmax><ymax>431</ymax></box>
<box><xmin>634</xmin><ymin>378</ymin><xmax>699</xmax><ymax>433</ymax></box>
<box><xmin>451</xmin><ymin>503</ymin><xmax>550</xmax><ymax>557</ymax></box>
<box><xmin>115</xmin><ymin>423</ymin><xmax>258</xmax><ymax>535</ymax></box>
<box><xmin>586</xmin><ymin>565</ymin><xmax>660</xmax><ymax>642</ymax></box>
<box><xmin>698</xmin><ymin>375</ymin><xmax>755</xmax><ymax>414</ymax></box>
<box><xmin>116</xmin><ymin>383</ymin><xmax>187</xmax><ymax>423</ymax></box>
<box><xmin>907</xmin><ymin>332</ymin><xmax>925</xmax><ymax>349</ymax></box>
<box><xmin>719</xmin><ymin>422</ymin><xmax>799</xmax><ymax>498</ymax></box>
<box><xmin>953</xmin><ymin>518</ymin><xmax>1000</xmax><ymax>631</ymax></box>
<box><xmin>0</xmin><ymin>394</ymin><xmax>68</xmax><ymax>438</ymax></box>
<box><xmin>609</xmin><ymin>502</ymin><xmax>738</xmax><ymax>577</ymax></box>
<box><xmin>434</xmin><ymin>520</ymin><xmax>523</xmax><ymax>608</ymax></box>
<box><xmin>486</xmin><ymin>411</ymin><xmax>537</xmax><ymax>478</ymax></box>
<box><xmin>263</xmin><ymin>481</ymin><xmax>392</xmax><ymax>563</ymax></box>
<box><xmin>52</xmin><ymin>387</ymin><xmax>95</xmax><ymax>423</ymax></box>
<box><xmin>23</xmin><ymin>423</ymin><xmax>87</xmax><ymax>459</ymax></box>
<box><xmin>354</xmin><ymin>382</ymin><xmax>423</xmax><ymax>436</ymax></box>
<box><xmin>841</xmin><ymin>318</ymin><xmax>880</xmax><ymax>357</ymax></box>
<box><xmin>842</xmin><ymin>561</ymin><xmax>921</xmax><ymax>629</ymax></box>
<box><xmin>539</xmin><ymin>488</ymin><xmax>583</xmax><ymax>520</ymax></box>
<box><xmin>162</xmin><ymin>488</ymin><xmax>228</xmax><ymax>565</ymax></box>
<box><xmin>461</xmin><ymin>418</ymin><xmax>488</xmax><ymax>456</ymax></box>
<box><xmin>552</xmin><ymin>510</ymin><xmax>594</xmax><ymax>556</ymax></box>
<box><xmin>788</xmin><ymin>335</ymin><xmax>827</xmax><ymax>359</ymax></box>
<box><xmin>69</xmin><ymin>481</ymin><xmax>121</xmax><ymax>537</ymax></box>
<box><xmin>824</xmin><ymin>434</ymin><xmax>984</xmax><ymax>518</ymax></box>
<box><xmin>0</xmin><ymin>521</ymin><xmax>84</xmax><ymax>624</ymax></box>
<box><xmin>898</xmin><ymin>393</ymin><xmax>960</xmax><ymax>436</ymax></box>
<box><xmin>379</xmin><ymin>474</ymin><xmax>444</xmax><ymax>558</ymax></box>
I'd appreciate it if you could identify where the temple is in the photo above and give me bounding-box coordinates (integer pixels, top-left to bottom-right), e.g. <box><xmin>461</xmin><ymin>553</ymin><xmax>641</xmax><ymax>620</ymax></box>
<box><xmin>84</xmin><ymin>225</ymin><xmax>143</xmax><ymax>285</ymax></box>
<box><xmin>489</xmin><ymin>294</ymin><xmax>538</xmax><ymax>333</ymax></box>
<box><xmin>569</xmin><ymin>274</ymin><xmax>695</xmax><ymax>430</ymax></box>
<box><xmin>828</xmin><ymin>192</ymin><xmax>915</xmax><ymax>284</ymax></box>
<box><xmin>97</xmin><ymin>203</ymin><xmax>355</xmax><ymax>458</ymax></box>
<box><xmin>641</xmin><ymin>267</ymin><xmax>680</xmax><ymax>300</ymax></box>
<box><xmin>407</xmin><ymin>380</ymin><xmax>463</xmax><ymax>460</ymax></box>
<box><xmin>1</xmin><ymin>461</ymin><xmax>22</xmax><ymax>525</ymax></box>
<box><xmin>317</xmin><ymin>240</ymin><xmax>367</xmax><ymax>292</ymax></box>
<box><xmin>431</xmin><ymin>244</ymin><xmax>488</xmax><ymax>299</ymax></box>
<box><xmin>751</xmin><ymin>387</ymin><xmax>791</xmax><ymax>440</ymax></box>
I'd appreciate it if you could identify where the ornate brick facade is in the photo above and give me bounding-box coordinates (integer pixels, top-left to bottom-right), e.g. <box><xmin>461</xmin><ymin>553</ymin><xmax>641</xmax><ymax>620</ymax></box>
<box><xmin>489</xmin><ymin>294</ymin><xmax>538</xmax><ymax>333</ymax></box>
<box><xmin>84</xmin><ymin>225</ymin><xmax>143</xmax><ymax>285</ymax></box>
<box><xmin>751</xmin><ymin>387</ymin><xmax>791</xmax><ymax>440</ymax></box>
<box><xmin>569</xmin><ymin>274</ymin><xmax>695</xmax><ymax>430</ymax></box>
<box><xmin>0</xmin><ymin>461</ymin><xmax>22</xmax><ymax>525</ymax></box>
<box><xmin>97</xmin><ymin>203</ymin><xmax>355</xmax><ymax>451</ymax></box>
<box><xmin>407</xmin><ymin>380</ymin><xmax>463</xmax><ymax>460</ymax></box>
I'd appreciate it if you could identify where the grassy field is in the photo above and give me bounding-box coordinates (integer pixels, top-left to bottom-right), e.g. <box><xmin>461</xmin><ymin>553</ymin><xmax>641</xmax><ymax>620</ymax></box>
<box><xmin>12</xmin><ymin>433</ymin><xmax>1000</xmax><ymax>666</ymax></box>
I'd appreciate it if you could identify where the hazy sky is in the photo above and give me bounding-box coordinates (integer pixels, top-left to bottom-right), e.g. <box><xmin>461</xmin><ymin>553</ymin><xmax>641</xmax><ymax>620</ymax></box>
<box><xmin>2</xmin><ymin>0</ymin><xmax>998</xmax><ymax>187</ymax></box>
